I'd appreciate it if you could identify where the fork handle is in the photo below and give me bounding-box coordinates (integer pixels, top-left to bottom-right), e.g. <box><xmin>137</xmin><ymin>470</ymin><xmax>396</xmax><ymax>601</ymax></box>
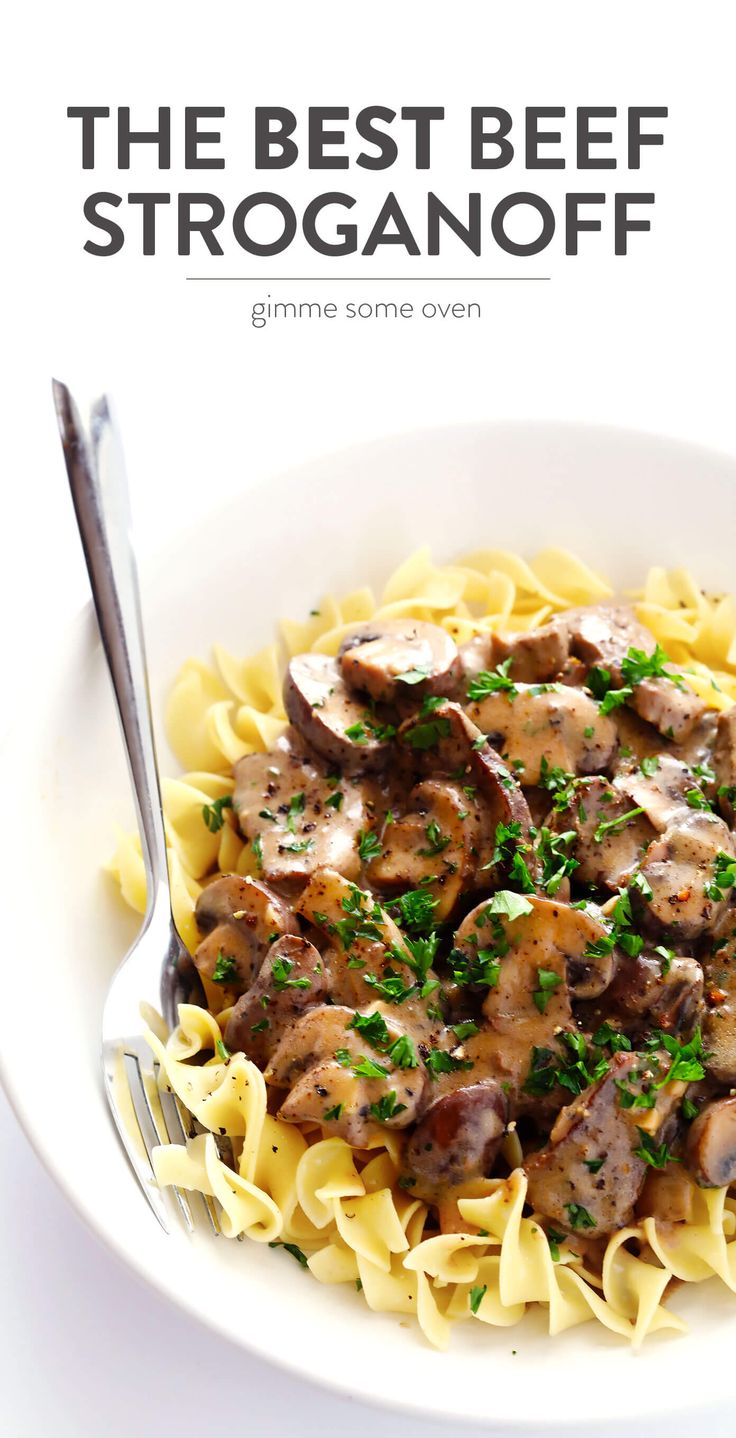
<box><xmin>52</xmin><ymin>381</ymin><xmax>171</xmax><ymax>920</ymax></box>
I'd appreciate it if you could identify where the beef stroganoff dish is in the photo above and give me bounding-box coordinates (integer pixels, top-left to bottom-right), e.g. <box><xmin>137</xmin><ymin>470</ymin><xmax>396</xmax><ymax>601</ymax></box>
<box><xmin>110</xmin><ymin>547</ymin><xmax>736</xmax><ymax>1348</ymax></box>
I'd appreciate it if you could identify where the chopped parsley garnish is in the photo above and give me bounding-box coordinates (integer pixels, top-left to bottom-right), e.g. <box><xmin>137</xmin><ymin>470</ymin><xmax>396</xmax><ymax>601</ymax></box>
<box><xmin>565</xmin><ymin>1203</ymin><xmax>596</xmax><ymax>1231</ymax></box>
<box><xmin>449</xmin><ymin>946</ymin><xmax>501</xmax><ymax>989</ymax></box>
<box><xmin>653</xmin><ymin>944</ymin><xmax>674</xmax><ymax>976</ymax></box>
<box><xmin>593</xmin><ymin>805</ymin><xmax>645</xmax><ymax>843</ymax></box>
<box><xmin>215</xmin><ymin>1038</ymin><xmax>230</xmax><ymax>1061</ymax></box>
<box><xmin>386</xmin><ymin>887</ymin><xmax>440</xmax><ymax>934</ymax></box>
<box><xmin>363</xmin><ymin>969</ymin><xmax>417</xmax><ymax>1005</ymax></box>
<box><xmin>387</xmin><ymin>1033</ymin><xmax>419</xmax><ymax>1069</ymax></box>
<box><xmin>641</xmin><ymin>755</ymin><xmax>660</xmax><ymax>777</ymax></box>
<box><xmin>419</xmin><ymin>693</ymin><xmax>446</xmax><ymax>717</ymax></box>
<box><xmin>681</xmin><ymin>1096</ymin><xmax>699</xmax><ymax>1121</ymax></box>
<box><xmin>592</xmin><ymin>1021</ymin><xmax>631</xmax><ymax>1053</ymax></box>
<box><xmin>281</xmin><ymin>838</ymin><xmax>315</xmax><ymax>854</ymax></box>
<box><xmin>364</xmin><ymin>716</ymin><xmax>397</xmax><ymax>742</ymax></box>
<box><xmin>259</xmin><ymin>807</ymin><xmax>276</xmax><ymax>821</ymax></box>
<box><xmin>425</xmin><ymin>1050</ymin><xmax>474</xmax><ymax>1080</ymax></box>
<box><xmin>345</xmin><ymin>721</ymin><xmax>368</xmax><ymax>744</ymax></box>
<box><xmin>369</xmin><ymin>1091</ymin><xmax>407</xmax><ymax>1122</ymax></box>
<box><xmin>632</xmin><ymin>1127</ymin><xmax>678</xmax><ymax>1169</ymax></box>
<box><xmin>586</xmin><ymin>670</ymin><xmax>632</xmax><ymax>716</ymax></box>
<box><xmin>685</xmin><ymin>787</ymin><xmax>714</xmax><ymax>812</ymax></box>
<box><xmin>334</xmin><ymin>1048</ymin><xmax>353</xmax><ymax>1068</ymax></box>
<box><xmin>488</xmin><ymin>890</ymin><xmax>533</xmax><ymax>922</ymax></box>
<box><xmin>469</xmin><ymin>1284</ymin><xmax>487</xmax><ymax>1315</ymax></box>
<box><xmin>539</xmin><ymin>757</ymin><xmax>577</xmax><ymax>807</ymax></box>
<box><xmin>467</xmin><ymin>657</ymin><xmax>517</xmax><ymax>702</ymax></box>
<box><xmin>286</xmin><ymin>791</ymin><xmax>305</xmax><ymax>832</ymax></box>
<box><xmin>212</xmin><ymin>950</ymin><xmax>238</xmax><ymax>984</ymax></box>
<box><xmin>348</xmin><ymin>1010</ymin><xmax>390</xmax><ymax>1049</ymax></box>
<box><xmin>269</xmin><ymin>1240</ymin><xmax>308</xmax><ymax>1267</ymax></box>
<box><xmin>404</xmin><ymin>716</ymin><xmax>452</xmax><ymax>750</ymax></box>
<box><xmin>614</xmin><ymin>1079</ymin><xmax>657</xmax><ymax>1111</ymax></box>
<box><xmin>532</xmin><ymin>967</ymin><xmax>563</xmax><ymax>1013</ymax></box>
<box><xmin>583</xmin><ymin>1157</ymin><xmax>605</xmax><ymax>1173</ymax></box>
<box><xmin>357</xmin><ymin>829</ymin><xmax>383</xmax><ymax>862</ymax></box>
<box><xmin>524</xmin><ymin>1032</ymin><xmax>610</xmax><ymax>1098</ymax></box>
<box><xmin>325</xmin><ymin>790</ymin><xmax>344</xmax><ymax>811</ymax></box>
<box><xmin>546</xmin><ymin>1227</ymin><xmax>566</xmax><ymax>1262</ymax></box>
<box><xmin>451</xmin><ymin>1021</ymin><xmax>480</xmax><ymax>1041</ymax></box>
<box><xmin>353</xmin><ymin>1055</ymin><xmax>391</xmax><ymax>1079</ymax></box>
<box><xmin>271</xmin><ymin>956</ymin><xmax>311</xmax><ymax>991</ymax></box>
<box><xmin>323</xmin><ymin>1103</ymin><xmax>343</xmax><ymax>1121</ymax></box>
<box><xmin>491</xmin><ymin>820</ymin><xmax>535</xmax><ymax>892</ymax></box>
<box><xmin>647</xmin><ymin>1027</ymin><xmax>707</xmax><ymax>1085</ymax></box>
<box><xmin>536</xmin><ymin>827</ymin><xmax>579</xmax><ymax>895</ymax></box>
<box><xmin>396</xmin><ymin>665</ymin><xmax>432</xmax><ymax>685</ymax></box>
<box><xmin>251</xmin><ymin>832</ymin><xmax>263</xmax><ymax>869</ymax></box>
<box><xmin>583</xmin><ymin>883</ymin><xmax>648</xmax><ymax>964</ymax></box>
<box><xmin>418</xmin><ymin>818</ymin><xmax>452</xmax><ymax>857</ymax></box>
<box><xmin>250</xmin><ymin>1018</ymin><xmax>269</xmax><ymax>1034</ymax></box>
<box><xmin>620</xmin><ymin>643</ymin><xmax>683</xmax><ymax>688</ymax></box>
<box><xmin>201</xmin><ymin>795</ymin><xmax>233</xmax><ymax>833</ymax></box>
<box><xmin>322</xmin><ymin>885</ymin><xmax>385</xmax><ymax>950</ymax></box>
<box><xmin>704</xmin><ymin>850</ymin><xmax>736</xmax><ymax>903</ymax></box>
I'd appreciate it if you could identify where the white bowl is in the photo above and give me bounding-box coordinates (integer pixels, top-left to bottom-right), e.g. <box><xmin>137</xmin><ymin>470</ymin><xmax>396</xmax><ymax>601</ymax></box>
<box><xmin>3</xmin><ymin>421</ymin><xmax>736</xmax><ymax>1430</ymax></box>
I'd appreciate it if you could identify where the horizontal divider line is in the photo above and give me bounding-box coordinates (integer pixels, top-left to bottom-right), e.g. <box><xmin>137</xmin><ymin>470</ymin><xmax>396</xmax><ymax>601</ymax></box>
<box><xmin>185</xmin><ymin>275</ymin><xmax>551</xmax><ymax>282</ymax></box>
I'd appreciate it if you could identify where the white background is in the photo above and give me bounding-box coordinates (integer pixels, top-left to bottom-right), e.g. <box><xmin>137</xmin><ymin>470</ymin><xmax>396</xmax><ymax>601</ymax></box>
<box><xmin>2</xmin><ymin>1</ymin><xmax>736</xmax><ymax>1433</ymax></box>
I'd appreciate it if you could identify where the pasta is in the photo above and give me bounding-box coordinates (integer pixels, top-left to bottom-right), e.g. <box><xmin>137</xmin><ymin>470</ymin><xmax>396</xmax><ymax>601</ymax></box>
<box><xmin>107</xmin><ymin>545</ymin><xmax>736</xmax><ymax>1349</ymax></box>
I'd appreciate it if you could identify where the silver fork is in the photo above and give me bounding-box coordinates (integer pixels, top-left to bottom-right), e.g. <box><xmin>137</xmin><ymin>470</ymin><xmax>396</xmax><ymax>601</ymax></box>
<box><xmin>52</xmin><ymin>379</ymin><xmax>219</xmax><ymax>1237</ymax></box>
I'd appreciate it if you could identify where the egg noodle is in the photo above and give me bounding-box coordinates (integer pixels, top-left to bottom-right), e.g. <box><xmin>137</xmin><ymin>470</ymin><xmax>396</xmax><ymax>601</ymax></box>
<box><xmin>110</xmin><ymin>546</ymin><xmax>736</xmax><ymax>1349</ymax></box>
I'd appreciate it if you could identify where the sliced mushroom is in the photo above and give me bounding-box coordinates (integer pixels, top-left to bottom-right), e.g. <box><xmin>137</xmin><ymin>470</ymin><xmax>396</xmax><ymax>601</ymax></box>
<box><xmin>550</xmin><ymin>776</ymin><xmax>655</xmax><ymax>891</ymax></box>
<box><xmin>446</xmin><ymin>895</ymin><xmax>611</xmax><ymax>1100</ymax></box>
<box><xmin>265</xmin><ymin>1003</ymin><xmax>427</xmax><ymax>1145</ymax></box>
<box><xmin>714</xmin><ymin>708</ymin><xmax>736</xmax><ymax>823</ymax></box>
<box><xmin>193</xmin><ymin>874</ymin><xmax>299</xmax><ymax>995</ymax></box>
<box><xmin>398</xmin><ymin>701</ymin><xmax>540</xmax><ymax>884</ymax></box>
<box><xmin>279</xmin><ymin>1056</ymin><xmax>426</xmax><ymax>1146</ymax></box>
<box><xmin>466</xmin><ymin>683</ymin><xmax>616</xmax><ymax>784</ymax></box>
<box><xmin>584</xmin><ymin>951</ymin><xmax>703</xmax><ymax>1037</ymax></box>
<box><xmin>367</xmin><ymin>779</ymin><xmax>483</xmax><ymax>920</ymax></box>
<box><xmin>636</xmin><ymin>811</ymin><xmax>736</xmax><ymax>940</ymax></box>
<box><xmin>489</xmin><ymin>618</ymin><xmax>570</xmax><ymax>683</ymax></box>
<box><xmin>454</xmin><ymin>893</ymin><xmax>615</xmax><ymax>1004</ymax></box>
<box><xmin>685</xmin><ymin>1097</ymin><xmax>736</xmax><ymax>1187</ymax></box>
<box><xmin>402</xmin><ymin>1081</ymin><xmax>508</xmax><ymax>1201</ymax></box>
<box><xmin>565</xmin><ymin>603</ymin><xmax>705</xmax><ymax>742</ymax></box>
<box><xmin>296</xmin><ymin>867</ymin><xmax>441</xmax><ymax>1042</ymax></box>
<box><xmin>613</xmin><ymin>754</ymin><xmax>701</xmax><ymax>832</ymax></box>
<box><xmin>264</xmin><ymin>1004</ymin><xmax>358</xmax><ymax>1086</ymax></box>
<box><xmin>223</xmin><ymin>935</ymin><xmax>327</xmax><ymax>1066</ymax></box>
<box><xmin>524</xmin><ymin>1051</ymin><xmax>681</xmax><ymax>1236</ymax></box>
<box><xmin>283</xmin><ymin>653</ymin><xmax>394</xmax><ymax>773</ymax></box>
<box><xmin>233</xmin><ymin>731</ymin><xmax>367</xmax><ymax>888</ymax></box>
<box><xmin>702</xmin><ymin>914</ymin><xmax>736</xmax><ymax>1083</ymax></box>
<box><xmin>338</xmin><ymin>619</ymin><xmax>461</xmax><ymax>703</ymax></box>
